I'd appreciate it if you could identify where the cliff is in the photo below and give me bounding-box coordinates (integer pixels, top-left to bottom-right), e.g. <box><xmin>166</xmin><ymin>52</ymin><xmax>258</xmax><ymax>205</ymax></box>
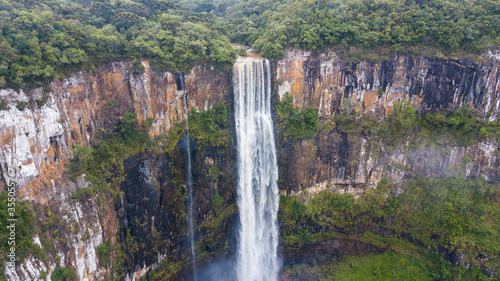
<box><xmin>274</xmin><ymin>49</ymin><xmax>500</xmax><ymax>197</ymax></box>
<box><xmin>0</xmin><ymin>61</ymin><xmax>232</xmax><ymax>280</ymax></box>
<box><xmin>0</xmin><ymin>61</ymin><xmax>230</xmax><ymax>198</ymax></box>
<box><xmin>273</xmin><ymin>49</ymin><xmax>500</xmax><ymax>278</ymax></box>
<box><xmin>1</xmin><ymin>48</ymin><xmax>499</xmax><ymax>280</ymax></box>
<box><xmin>276</xmin><ymin>49</ymin><xmax>500</xmax><ymax>115</ymax></box>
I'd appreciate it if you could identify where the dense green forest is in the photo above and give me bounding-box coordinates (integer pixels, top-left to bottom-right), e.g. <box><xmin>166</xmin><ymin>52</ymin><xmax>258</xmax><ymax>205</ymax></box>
<box><xmin>0</xmin><ymin>0</ymin><xmax>236</xmax><ymax>90</ymax></box>
<box><xmin>1</xmin><ymin>0</ymin><xmax>499</xmax><ymax>90</ymax></box>
<box><xmin>183</xmin><ymin>0</ymin><xmax>500</xmax><ymax>59</ymax></box>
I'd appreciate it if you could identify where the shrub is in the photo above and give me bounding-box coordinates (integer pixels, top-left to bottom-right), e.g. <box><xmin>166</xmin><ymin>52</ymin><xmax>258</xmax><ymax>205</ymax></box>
<box><xmin>120</xmin><ymin>112</ymin><xmax>139</xmax><ymax>143</ymax></box>
<box><xmin>51</xmin><ymin>266</ymin><xmax>75</xmax><ymax>281</ymax></box>
<box><xmin>106</xmin><ymin>100</ymin><xmax>119</xmax><ymax>111</ymax></box>
<box><xmin>0</xmin><ymin>191</ymin><xmax>36</xmax><ymax>263</ymax></box>
<box><xmin>145</xmin><ymin>117</ymin><xmax>154</xmax><ymax>129</ymax></box>
<box><xmin>276</xmin><ymin>93</ymin><xmax>318</xmax><ymax>140</ymax></box>
<box><xmin>188</xmin><ymin>101</ymin><xmax>231</xmax><ymax>147</ymax></box>
<box><xmin>35</xmin><ymin>96</ymin><xmax>48</xmax><ymax>108</ymax></box>
<box><xmin>130</xmin><ymin>60</ymin><xmax>145</xmax><ymax>75</ymax></box>
<box><xmin>97</xmin><ymin>243</ymin><xmax>111</xmax><ymax>266</ymax></box>
<box><xmin>16</xmin><ymin>101</ymin><xmax>27</xmax><ymax>111</ymax></box>
<box><xmin>212</xmin><ymin>190</ymin><xmax>224</xmax><ymax>215</ymax></box>
<box><xmin>0</xmin><ymin>101</ymin><xmax>8</xmax><ymax>110</ymax></box>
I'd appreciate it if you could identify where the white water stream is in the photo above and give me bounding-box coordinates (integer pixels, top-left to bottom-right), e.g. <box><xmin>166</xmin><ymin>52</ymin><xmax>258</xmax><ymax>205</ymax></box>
<box><xmin>179</xmin><ymin>71</ymin><xmax>198</xmax><ymax>281</ymax></box>
<box><xmin>233</xmin><ymin>57</ymin><xmax>280</xmax><ymax>281</ymax></box>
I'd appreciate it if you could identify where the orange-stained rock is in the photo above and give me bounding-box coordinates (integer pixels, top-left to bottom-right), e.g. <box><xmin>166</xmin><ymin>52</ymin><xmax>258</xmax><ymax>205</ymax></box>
<box><xmin>275</xmin><ymin>48</ymin><xmax>500</xmax><ymax>195</ymax></box>
<box><xmin>274</xmin><ymin>49</ymin><xmax>500</xmax><ymax>117</ymax></box>
<box><xmin>0</xmin><ymin>61</ymin><xmax>230</xmax><ymax>203</ymax></box>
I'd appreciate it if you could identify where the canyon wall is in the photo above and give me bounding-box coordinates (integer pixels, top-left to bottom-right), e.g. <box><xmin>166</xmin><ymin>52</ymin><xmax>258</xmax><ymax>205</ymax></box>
<box><xmin>0</xmin><ymin>61</ymin><xmax>231</xmax><ymax>280</ymax></box>
<box><xmin>275</xmin><ymin>49</ymin><xmax>500</xmax><ymax>196</ymax></box>
<box><xmin>0</xmin><ymin>61</ymin><xmax>229</xmax><ymax>199</ymax></box>
<box><xmin>276</xmin><ymin>49</ymin><xmax>500</xmax><ymax>116</ymax></box>
<box><xmin>1</xmin><ymin>48</ymin><xmax>500</xmax><ymax>280</ymax></box>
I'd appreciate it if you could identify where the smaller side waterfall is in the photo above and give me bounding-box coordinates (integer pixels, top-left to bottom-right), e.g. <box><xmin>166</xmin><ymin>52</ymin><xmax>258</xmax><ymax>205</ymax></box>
<box><xmin>179</xmin><ymin>71</ymin><xmax>197</xmax><ymax>281</ymax></box>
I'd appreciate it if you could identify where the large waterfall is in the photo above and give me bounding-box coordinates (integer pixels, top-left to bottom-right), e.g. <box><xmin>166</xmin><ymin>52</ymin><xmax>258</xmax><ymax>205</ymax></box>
<box><xmin>233</xmin><ymin>57</ymin><xmax>280</xmax><ymax>281</ymax></box>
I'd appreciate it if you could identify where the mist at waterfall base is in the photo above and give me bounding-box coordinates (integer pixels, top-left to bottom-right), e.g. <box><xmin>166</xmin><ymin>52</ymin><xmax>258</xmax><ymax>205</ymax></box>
<box><xmin>185</xmin><ymin>58</ymin><xmax>281</xmax><ymax>281</ymax></box>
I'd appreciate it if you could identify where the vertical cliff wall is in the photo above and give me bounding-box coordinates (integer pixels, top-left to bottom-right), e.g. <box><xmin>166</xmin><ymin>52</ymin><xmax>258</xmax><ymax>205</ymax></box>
<box><xmin>274</xmin><ymin>49</ymin><xmax>500</xmax><ymax>196</ymax></box>
<box><xmin>0</xmin><ymin>61</ymin><xmax>231</xmax><ymax>280</ymax></box>
<box><xmin>0</xmin><ymin>61</ymin><xmax>230</xmax><ymax>199</ymax></box>
<box><xmin>1</xmin><ymin>48</ymin><xmax>500</xmax><ymax>280</ymax></box>
<box><xmin>276</xmin><ymin>49</ymin><xmax>500</xmax><ymax>116</ymax></box>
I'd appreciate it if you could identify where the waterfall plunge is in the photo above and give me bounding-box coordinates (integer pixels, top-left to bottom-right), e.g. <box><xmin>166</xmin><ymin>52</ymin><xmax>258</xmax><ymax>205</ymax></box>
<box><xmin>233</xmin><ymin>58</ymin><xmax>280</xmax><ymax>281</ymax></box>
<box><xmin>179</xmin><ymin>71</ymin><xmax>198</xmax><ymax>281</ymax></box>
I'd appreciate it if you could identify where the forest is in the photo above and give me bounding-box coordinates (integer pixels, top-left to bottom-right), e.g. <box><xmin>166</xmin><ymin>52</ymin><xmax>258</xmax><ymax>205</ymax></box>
<box><xmin>0</xmin><ymin>0</ymin><xmax>236</xmax><ymax>90</ymax></box>
<box><xmin>189</xmin><ymin>0</ymin><xmax>500</xmax><ymax>59</ymax></box>
<box><xmin>1</xmin><ymin>0</ymin><xmax>499</xmax><ymax>91</ymax></box>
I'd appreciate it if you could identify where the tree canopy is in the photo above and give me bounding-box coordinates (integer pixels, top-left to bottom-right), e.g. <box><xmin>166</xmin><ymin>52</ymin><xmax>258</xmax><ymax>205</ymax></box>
<box><xmin>1</xmin><ymin>0</ymin><xmax>499</xmax><ymax>89</ymax></box>
<box><xmin>0</xmin><ymin>0</ymin><xmax>236</xmax><ymax>90</ymax></box>
<box><xmin>184</xmin><ymin>0</ymin><xmax>500</xmax><ymax>59</ymax></box>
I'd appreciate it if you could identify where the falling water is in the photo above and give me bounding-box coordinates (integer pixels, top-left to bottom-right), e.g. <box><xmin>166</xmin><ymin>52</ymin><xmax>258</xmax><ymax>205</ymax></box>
<box><xmin>233</xmin><ymin>58</ymin><xmax>280</xmax><ymax>281</ymax></box>
<box><xmin>179</xmin><ymin>71</ymin><xmax>198</xmax><ymax>281</ymax></box>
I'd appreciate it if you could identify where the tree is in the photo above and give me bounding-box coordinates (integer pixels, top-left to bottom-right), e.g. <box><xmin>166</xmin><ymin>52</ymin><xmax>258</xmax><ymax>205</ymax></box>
<box><xmin>51</xmin><ymin>266</ymin><xmax>75</xmax><ymax>281</ymax></box>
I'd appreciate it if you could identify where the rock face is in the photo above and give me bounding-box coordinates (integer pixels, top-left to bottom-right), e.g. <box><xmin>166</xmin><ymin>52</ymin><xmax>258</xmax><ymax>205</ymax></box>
<box><xmin>274</xmin><ymin>49</ymin><xmax>500</xmax><ymax>196</ymax></box>
<box><xmin>275</xmin><ymin>49</ymin><xmax>500</xmax><ymax>116</ymax></box>
<box><xmin>1</xmin><ymin>48</ymin><xmax>500</xmax><ymax>280</ymax></box>
<box><xmin>0</xmin><ymin>61</ymin><xmax>231</xmax><ymax>280</ymax></box>
<box><xmin>0</xmin><ymin>61</ymin><xmax>230</xmax><ymax>200</ymax></box>
<box><xmin>117</xmin><ymin>140</ymin><xmax>237</xmax><ymax>281</ymax></box>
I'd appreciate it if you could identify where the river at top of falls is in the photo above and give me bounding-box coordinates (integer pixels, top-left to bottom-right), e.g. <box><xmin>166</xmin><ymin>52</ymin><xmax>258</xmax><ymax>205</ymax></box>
<box><xmin>233</xmin><ymin>57</ymin><xmax>281</xmax><ymax>281</ymax></box>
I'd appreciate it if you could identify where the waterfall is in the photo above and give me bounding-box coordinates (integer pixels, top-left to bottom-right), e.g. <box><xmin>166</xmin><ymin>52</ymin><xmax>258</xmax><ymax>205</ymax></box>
<box><xmin>179</xmin><ymin>71</ymin><xmax>198</xmax><ymax>281</ymax></box>
<box><xmin>233</xmin><ymin>58</ymin><xmax>280</xmax><ymax>281</ymax></box>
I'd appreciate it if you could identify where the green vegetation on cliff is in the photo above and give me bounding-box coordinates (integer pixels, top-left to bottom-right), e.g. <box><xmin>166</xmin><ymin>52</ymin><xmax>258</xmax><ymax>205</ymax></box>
<box><xmin>276</xmin><ymin>92</ymin><xmax>319</xmax><ymax>140</ymax></box>
<box><xmin>189</xmin><ymin>101</ymin><xmax>232</xmax><ymax>148</ymax></box>
<box><xmin>0</xmin><ymin>191</ymin><xmax>36</xmax><ymax>275</ymax></box>
<box><xmin>279</xmin><ymin>97</ymin><xmax>500</xmax><ymax>148</ymax></box>
<box><xmin>68</xmin><ymin>111</ymin><xmax>151</xmax><ymax>279</ymax></box>
<box><xmin>280</xmin><ymin>177</ymin><xmax>500</xmax><ymax>279</ymax></box>
<box><xmin>0</xmin><ymin>0</ymin><xmax>236</xmax><ymax>90</ymax></box>
<box><xmin>51</xmin><ymin>266</ymin><xmax>76</xmax><ymax>281</ymax></box>
<box><xmin>69</xmin><ymin>112</ymin><xmax>150</xmax><ymax>201</ymax></box>
<box><xmin>164</xmin><ymin>101</ymin><xmax>231</xmax><ymax>154</ymax></box>
<box><xmin>346</xmin><ymin>100</ymin><xmax>500</xmax><ymax>147</ymax></box>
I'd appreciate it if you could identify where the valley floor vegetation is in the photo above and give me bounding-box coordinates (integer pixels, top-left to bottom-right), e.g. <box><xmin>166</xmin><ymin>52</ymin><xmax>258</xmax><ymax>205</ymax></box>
<box><xmin>280</xmin><ymin>177</ymin><xmax>500</xmax><ymax>280</ymax></box>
